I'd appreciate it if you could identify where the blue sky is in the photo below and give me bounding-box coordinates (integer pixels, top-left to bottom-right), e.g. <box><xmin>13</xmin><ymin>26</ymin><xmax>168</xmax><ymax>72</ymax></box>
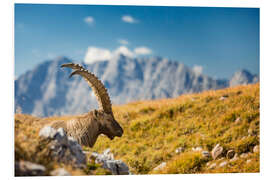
<box><xmin>15</xmin><ymin>4</ymin><xmax>259</xmax><ymax>79</ymax></box>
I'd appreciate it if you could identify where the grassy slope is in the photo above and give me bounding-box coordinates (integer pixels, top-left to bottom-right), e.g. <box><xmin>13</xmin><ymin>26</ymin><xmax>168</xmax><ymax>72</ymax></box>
<box><xmin>15</xmin><ymin>83</ymin><xmax>260</xmax><ymax>175</ymax></box>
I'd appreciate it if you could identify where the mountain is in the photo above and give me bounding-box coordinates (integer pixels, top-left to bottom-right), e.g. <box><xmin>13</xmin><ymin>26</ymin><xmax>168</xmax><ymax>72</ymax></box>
<box><xmin>229</xmin><ymin>69</ymin><xmax>259</xmax><ymax>87</ymax></box>
<box><xmin>15</xmin><ymin>56</ymin><xmax>257</xmax><ymax>117</ymax></box>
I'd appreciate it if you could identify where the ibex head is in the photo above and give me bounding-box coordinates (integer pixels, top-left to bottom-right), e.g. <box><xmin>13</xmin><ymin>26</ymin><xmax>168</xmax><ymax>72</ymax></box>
<box><xmin>95</xmin><ymin>110</ymin><xmax>123</xmax><ymax>140</ymax></box>
<box><xmin>58</xmin><ymin>63</ymin><xmax>123</xmax><ymax>147</ymax></box>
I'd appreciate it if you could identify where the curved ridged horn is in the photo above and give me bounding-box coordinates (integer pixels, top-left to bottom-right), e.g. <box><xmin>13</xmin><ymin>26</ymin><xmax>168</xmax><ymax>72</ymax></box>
<box><xmin>61</xmin><ymin>63</ymin><xmax>112</xmax><ymax>114</ymax></box>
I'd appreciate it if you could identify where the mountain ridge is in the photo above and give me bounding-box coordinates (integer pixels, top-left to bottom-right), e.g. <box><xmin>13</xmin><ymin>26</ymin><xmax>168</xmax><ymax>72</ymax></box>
<box><xmin>15</xmin><ymin>56</ymin><xmax>258</xmax><ymax>117</ymax></box>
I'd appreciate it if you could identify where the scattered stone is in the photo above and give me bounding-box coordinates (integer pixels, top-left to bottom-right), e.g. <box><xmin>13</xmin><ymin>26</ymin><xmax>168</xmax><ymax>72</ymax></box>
<box><xmin>103</xmin><ymin>160</ymin><xmax>130</xmax><ymax>175</ymax></box>
<box><xmin>219</xmin><ymin>96</ymin><xmax>227</xmax><ymax>101</ymax></box>
<box><xmin>175</xmin><ymin>147</ymin><xmax>184</xmax><ymax>154</ymax></box>
<box><xmin>202</xmin><ymin>151</ymin><xmax>211</xmax><ymax>158</ymax></box>
<box><xmin>248</xmin><ymin>128</ymin><xmax>256</xmax><ymax>136</ymax></box>
<box><xmin>235</xmin><ymin>117</ymin><xmax>241</xmax><ymax>124</ymax></box>
<box><xmin>15</xmin><ymin>161</ymin><xmax>46</xmax><ymax>176</ymax></box>
<box><xmin>240</xmin><ymin>153</ymin><xmax>249</xmax><ymax>158</ymax></box>
<box><xmin>229</xmin><ymin>153</ymin><xmax>239</xmax><ymax>162</ymax></box>
<box><xmin>211</xmin><ymin>144</ymin><xmax>223</xmax><ymax>160</ymax></box>
<box><xmin>219</xmin><ymin>161</ymin><xmax>228</xmax><ymax>167</ymax></box>
<box><xmin>38</xmin><ymin>126</ymin><xmax>86</xmax><ymax>168</ymax></box>
<box><xmin>94</xmin><ymin>149</ymin><xmax>114</xmax><ymax>164</ymax></box>
<box><xmin>192</xmin><ymin>147</ymin><xmax>203</xmax><ymax>152</ymax></box>
<box><xmin>153</xmin><ymin>162</ymin><xmax>167</xmax><ymax>171</ymax></box>
<box><xmin>208</xmin><ymin>163</ymin><xmax>216</xmax><ymax>169</ymax></box>
<box><xmin>39</xmin><ymin>126</ymin><xmax>57</xmax><ymax>139</ymax></box>
<box><xmin>253</xmin><ymin>145</ymin><xmax>259</xmax><ymax>153</ymax></box>
<box><xmin>50</xmin><ymin>168</ymin><xmax>71</xmax><ymax>176</ymax></box>
<box><xmin>241</xmin><ymin>136</ymin><xmax>247</xmax><ymax>140</ymax></box>
<box><xmin>91</xmin><ymin>149</ymin><xmax>130</xmax><ymax>175</ymax></box>
<box><xmin>246</xmin><ymin>159</ymin><xmax>252</xmax><ymax>164</ymax></box>
<box><xmin>226</xmin><ymin>150</ymin><xmax>235</xmax><ymax>159</ymax></box>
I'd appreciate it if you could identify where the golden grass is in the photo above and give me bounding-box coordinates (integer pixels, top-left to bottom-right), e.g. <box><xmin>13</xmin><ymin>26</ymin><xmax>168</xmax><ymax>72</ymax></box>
<box><xmin>15</xmin><ymin>83</ymin><xmax>260</xmax><ymax>175</ymax></box>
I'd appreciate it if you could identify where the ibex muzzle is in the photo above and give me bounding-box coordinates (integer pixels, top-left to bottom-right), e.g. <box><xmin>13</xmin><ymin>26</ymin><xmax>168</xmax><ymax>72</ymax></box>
<box><xmin>49</xmin><ymin>63</ymin><xmax>123</xmax><ymax>147</ymax></box>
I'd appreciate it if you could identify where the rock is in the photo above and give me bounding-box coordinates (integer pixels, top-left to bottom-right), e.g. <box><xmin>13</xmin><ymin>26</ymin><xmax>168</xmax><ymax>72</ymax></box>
<box><xmin>15</xmin><ymin>161</ymin><xmax>46</xmax><ymax>176</ymax></box>
<box><xmin>50</xmin><ymin>168</ymin><xmax>71</xmax><ymax>176</ymax></box>
<box><xmin>246</xmin><ymin>159</ymin><xmax>252</xmax><ymax>164</ymax></box>
<box><xmin>192</xmin><ymin>147</ymin><xmax>203</xmax><ymax>152</ymax></box>
<box><xmin>175</xmin><ymin>147</ymin><xmax>184</xmax><ymax>154</ymax></box>
<box><xmin>241</xmin><ymin>136</ymin><xmax>247</xmax><ymax>140</ymax></box>
<box><xmin>39</xmin><ymin>126</ymin><xmax>57</xmax><ymax>139</ymax></box>
<box><xmin>202</xmin><ymin>151</ymin><xmax>211</xmax><ymax>158</ymax></box>
<box><xmin>253</xmin><ymin>145</ymin><xmax>259</xmax><ymax>153</ymax></box>
<box><xmin>208</xmin><ymin>163</ymin><xmax>216</xmax><ymax>169</ymax></box>
<box><xmin>219</xmin><ymin>96</ymin><xmax>227</xmax><ymax>101</ymax></box>
<box><xmin>240</xmin><ymin>153</ymin><xmax>248</xmax><ymax>158</ymax></box>
<box><xmin>103</xmin><ymin>160</ymin><xmax>130</xmax><ymax>175</ymax></box>
<box><xmin>219</xmin><ymin>161</ymin><xmax>228</xmax><ymax>167</ymax></box>
<box><xmin>38</xmin><ymin>126</ymin><xmax>86</xmax><ymax>168</ymax></box>
<box><xmin>248</xmin><ymin>128</ymin><xmax>256</xmax><ymax>136</ymax></box>
<box><xmin>235</xmin><ymin>117</ymin><xmax>241</xmax><ymax>124</ymax></box>
<box><xmin>153</xmin><ymin>162</ymin><xmax>167</xmax><ymax>171</ymax></box>
<box><xmin>226</xmin><ymin>150</ymin><xmax>235</xmax><ymax>159</ymax></box>
<box><xmin>229</xmin><ymin>153</ymin><xmax>239</xmax><ymax>162</ymax></box>
<box><xmin>92</xmin><ymin>149</ymin><xmax>130</xmax><ymax>175</ymax></box>
<box><xmin>211</xmin><ymin>144</ymin><xmax>223</xmax><ymax>160</ymax></box>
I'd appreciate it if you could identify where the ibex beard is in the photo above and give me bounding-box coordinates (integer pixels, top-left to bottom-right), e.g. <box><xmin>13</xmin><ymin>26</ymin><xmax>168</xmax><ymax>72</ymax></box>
<box><xmin>48</xmin><ymin>63</ymin><xmax>123</xmax><ymax>148</ymax></box>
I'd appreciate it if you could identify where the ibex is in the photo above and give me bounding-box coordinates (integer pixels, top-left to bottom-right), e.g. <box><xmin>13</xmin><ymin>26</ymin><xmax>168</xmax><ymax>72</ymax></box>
<box><xmin>49</xmin><ymin>63</ymin><xmax>123</xmax><ymax>147</ymax></box>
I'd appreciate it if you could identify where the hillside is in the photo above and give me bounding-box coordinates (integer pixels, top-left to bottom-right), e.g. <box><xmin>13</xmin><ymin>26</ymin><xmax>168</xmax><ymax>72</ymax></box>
<box><xmin>15</xmin><ymin>83</ymin><xmax>260</xmax><ymax>175</ymax></box>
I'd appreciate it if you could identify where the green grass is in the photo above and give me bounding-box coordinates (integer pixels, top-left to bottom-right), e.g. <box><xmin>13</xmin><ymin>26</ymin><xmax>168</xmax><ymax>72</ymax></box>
<box><xmin>15</xmin><ymin>83</ymin><xmax>260</xmax><ymax>175</ymax></box>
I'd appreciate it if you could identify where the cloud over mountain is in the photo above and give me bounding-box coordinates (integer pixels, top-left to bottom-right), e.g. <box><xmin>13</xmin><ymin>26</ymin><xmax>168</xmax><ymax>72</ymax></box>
<box><xmin>84</xmin><ymin>46</ymin><xmax>152</xmax><ymax>63</ymax></box>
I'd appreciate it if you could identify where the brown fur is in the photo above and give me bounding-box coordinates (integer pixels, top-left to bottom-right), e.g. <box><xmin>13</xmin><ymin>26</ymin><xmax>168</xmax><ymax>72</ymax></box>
<box><xmin>47</xmin><ymin>63</ymin><xmax>123</xmax><ymax>147</ymax></box>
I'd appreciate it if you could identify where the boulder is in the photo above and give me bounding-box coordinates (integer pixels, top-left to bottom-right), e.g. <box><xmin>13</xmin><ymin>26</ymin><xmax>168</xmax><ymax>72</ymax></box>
<box><xmin>103</xmin><ymin>160</ymin><xmax>130</xmax><ymax>175</ymax></box>
<box><xmin>91</xmin><ymin>149</ymin><xmax>130</xmax><ymax>175</ymax></box>
<box><xmin>253</xmin><ymin>145</ymin><xmax>259</xmax><ymax>153</ymax></box>
<box><xmin>50</xmin><ymin>168</ymin><xmax>71</xmax><ymax>176</ymax></box>
<box><xmin>39</xmin><ymin>126</ymin><xmax>57</xmax><ymax>139</ymax></box>
<box><xmin>15</xmin><ymin>161</ymin><xmax>46</xmax><ymax>176</ymax></box>
<box><xmin>211</xmin><ymin>144</ymin><xmax>223</xmax><ymax>160</ymax></box>
<box><xmin>38</xmin><ymin>126</ymin><xmax>86</xmax><ymax>168</ymax></box>
<box><xmin>153</xmin><ymin>162</ymin><xmax>167</xmax><ymax>171</ymax></box>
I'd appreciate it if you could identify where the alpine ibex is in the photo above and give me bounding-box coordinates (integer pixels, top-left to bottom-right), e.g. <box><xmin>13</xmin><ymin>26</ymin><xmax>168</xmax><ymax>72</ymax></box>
<box><xmin>49</xmin><ymin>63</ymin><xmax>123</xmax><ymax>147</ymax></box>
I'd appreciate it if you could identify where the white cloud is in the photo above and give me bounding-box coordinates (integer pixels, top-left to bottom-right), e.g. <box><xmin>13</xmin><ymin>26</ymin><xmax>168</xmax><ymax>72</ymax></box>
<box><xmin>134</xmin><ymin>47</ymin><xmax>152</xmax><ymax>55</ymax></box>
<box><xmin>84</xmin><ymin>16</ymin><xmax>94</xmax><ymax>25</ymax></box>
<box><xmin>118</xmin><ymin>39</ymin><xmax>129</xmax><ymax>45</ymax></box>
<box><xmin>84</xmin><ymin>45</ymin><xmax>152</xmax><ymax>64</ymax></box>
<box><xmin>122</xmin><ymin>15</ymin><xmax>138</xmax><ymax>24</ymax></box>
<box><xmin>114</xmin><ymin>46</ymin><xmax>134</xmax><ymax>58</ymax></box>
<box><xmin>84</xmin><ymin>47</ymin><xmax>112</xmax><ymax>63</ymax></box>
<box><xmin>193</xmin><ymin>65</ymin><xmax>203</xmax><ymax>75</ymax></box>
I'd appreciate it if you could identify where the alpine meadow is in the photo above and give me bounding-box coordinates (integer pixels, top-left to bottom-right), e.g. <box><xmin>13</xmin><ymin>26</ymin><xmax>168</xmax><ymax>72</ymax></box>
<box><xmin>14</xmin><ymin>4</ymin><xmax>259</xmax><ymax>176</ymax></box>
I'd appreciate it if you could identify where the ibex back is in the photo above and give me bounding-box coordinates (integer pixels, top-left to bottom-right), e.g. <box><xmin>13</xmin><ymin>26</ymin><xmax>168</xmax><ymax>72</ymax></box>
<box><xmin>49</xmin><ymin>63</ymin><xmax>123</xmax><ymax>147</ymax></box>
